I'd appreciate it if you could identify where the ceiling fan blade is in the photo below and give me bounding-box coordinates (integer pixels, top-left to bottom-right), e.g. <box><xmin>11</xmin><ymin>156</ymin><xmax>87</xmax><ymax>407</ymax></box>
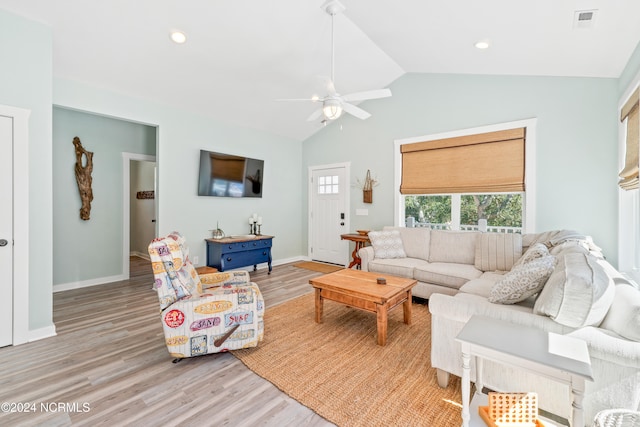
<box><xmin>342</xmin><ymin>102</ymin><xmax>371</xmax><ymax>120</ymax></box>
<box><xmin>342</xmin><ymin>88</ymin><xmax>392</xmax><ymax>102</ymax></box>
<box><xmin>307</xmin><ymin>108</ymin><xmax>323</xmax><ymax>122</ymax></box>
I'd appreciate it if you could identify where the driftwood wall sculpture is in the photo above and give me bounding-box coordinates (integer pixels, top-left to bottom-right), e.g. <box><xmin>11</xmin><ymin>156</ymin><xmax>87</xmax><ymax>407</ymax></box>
<box><xmin>73</xmin><ymin>136</ymin><xmax>94</xmax><ymax>220</ymax></box>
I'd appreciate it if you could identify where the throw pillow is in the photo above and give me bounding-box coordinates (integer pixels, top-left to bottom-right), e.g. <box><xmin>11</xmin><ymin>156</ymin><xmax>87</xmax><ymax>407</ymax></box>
<box><xmin>488</xmin><ymin>255</ymin><xmax>557</xmax><ymax>304</ymax></box>
<box><xmin>368</xmin><ymin>230</ymin><xmax>407</xmax><ymax>259</ymax></box>
<box><xmin>533</xmin><ymin>253</ymin><xmax>615</xmax><ymax>328</ymax></box>
<box><xmin>599</xmin><ymin>283</ymin><xmax>640</xmax><ymax>341</ymax></box>
<box><xmin>512</xmin><ymin>243</ymin><xmax>550</xmax><ymax>268</ymax></box>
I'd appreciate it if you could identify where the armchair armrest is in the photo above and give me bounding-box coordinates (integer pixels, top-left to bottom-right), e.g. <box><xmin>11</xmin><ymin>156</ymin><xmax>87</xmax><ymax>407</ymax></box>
<box><xmin>567</xmin><ymin>327</ymin><xmax>640</xmax><ymax>368</ymax></box>
<box><xmin>359</xmin><ymin>246</ymin><xmax>375</xmax><ymax>271</ymax></box>
<box><xmin>199</xmin><ymin>270</ymin><xmax>251</xmax><ymax>289</ymax></box>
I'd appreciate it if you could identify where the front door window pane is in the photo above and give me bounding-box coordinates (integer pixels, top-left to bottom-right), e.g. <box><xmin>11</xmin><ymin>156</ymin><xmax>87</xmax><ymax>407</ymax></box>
<box><xmin>318</xmin><ymin>175</ymin><xmax>339</xmax><ymax>194</ymax></box>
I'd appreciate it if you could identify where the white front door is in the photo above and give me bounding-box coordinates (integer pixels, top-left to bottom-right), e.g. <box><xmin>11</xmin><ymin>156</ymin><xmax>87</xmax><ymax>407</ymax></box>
<box><xmin>0</xmin><ymin>115</ymin><xmax>13</xmax><ymax>347</ymax></box>
<box><xmin>310</xmin><ymin>164</ymin><xmax>349</xmax><ymax>265</ymax></box>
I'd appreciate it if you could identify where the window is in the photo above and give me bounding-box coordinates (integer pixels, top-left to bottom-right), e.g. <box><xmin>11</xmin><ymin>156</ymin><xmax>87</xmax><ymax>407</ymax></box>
<box><xmin>618</xmin><ymin>85</ymin><xmax>640</xmax><ymax>284</ymax></box>
<box><xmin>318</xmin><ymin>175</ymin><xmax>339</xmax><ymax>194</ymax></box>
<box><xmin>394</xmin><ymin>120</ymin><xmax>536</xmax><ymax>233</ymax></box>
<box><xmin>404</xmin><ymin>193</ymin><xmax>523</xmax><ymax>232</ymax></box>
<box><xmin>618</xmin><ymin>88</ymin><xmax>639</xmax><ymax>190</ymax></box>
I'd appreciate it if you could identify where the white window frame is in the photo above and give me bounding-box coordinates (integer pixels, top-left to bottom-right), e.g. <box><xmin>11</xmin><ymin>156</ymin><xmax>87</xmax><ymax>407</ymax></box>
<box><xmin>394</xmin><ymin>119</ymin><xmax>537</xmax><ymax>233</ymax></box>
<box><xmin>618</xmin><ymin>72</ymin><xmax>640</xmax><ymax>285</ymax></box>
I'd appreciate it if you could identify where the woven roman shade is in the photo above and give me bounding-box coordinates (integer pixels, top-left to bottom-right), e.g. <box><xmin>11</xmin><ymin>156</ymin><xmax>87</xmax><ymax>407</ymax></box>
<box><xmin>619</xmin><ymin>88</ymin><xmax>639</xmax><ymax>190</ymax></box>
<box><xmin>400</xmin><ymin>128</ymin><xmax>526</xmax><ymax>194</ymax></box>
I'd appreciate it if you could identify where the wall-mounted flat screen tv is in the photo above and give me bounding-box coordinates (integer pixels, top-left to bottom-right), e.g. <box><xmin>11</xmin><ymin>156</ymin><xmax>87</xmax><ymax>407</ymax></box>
<box><xmin>197</xmin><ymin>149</ymin><xmax>264</xmax><ymax>198</ymax></box>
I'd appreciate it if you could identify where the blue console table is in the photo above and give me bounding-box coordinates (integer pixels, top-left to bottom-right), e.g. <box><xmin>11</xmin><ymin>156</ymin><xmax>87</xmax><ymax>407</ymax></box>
<box><xmin>205</xmin><ymin>235</ymin><xmax>273</xmax><ymax>274</ymax></box>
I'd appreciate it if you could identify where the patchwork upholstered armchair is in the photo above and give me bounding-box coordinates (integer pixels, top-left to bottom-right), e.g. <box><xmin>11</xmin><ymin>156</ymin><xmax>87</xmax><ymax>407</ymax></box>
<box><xmin>148</xmin><ymin>232</ymin><xmax>264</xmax><ymax>361</ymax></box>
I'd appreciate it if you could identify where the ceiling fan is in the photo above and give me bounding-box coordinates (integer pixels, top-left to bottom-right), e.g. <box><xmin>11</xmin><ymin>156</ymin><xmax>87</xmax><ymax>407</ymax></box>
<box><xmin>280</xmin><ymin>0</ymin><xmax>392</xmax><ymax>122</ymax></box>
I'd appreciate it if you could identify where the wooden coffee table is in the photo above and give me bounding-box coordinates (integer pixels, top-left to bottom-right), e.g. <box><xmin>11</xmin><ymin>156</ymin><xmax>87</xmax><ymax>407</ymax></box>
<box><xmin>309</xmin><ymin>269</ymin><xmax>417</xmax><ymax>346</ymax></box>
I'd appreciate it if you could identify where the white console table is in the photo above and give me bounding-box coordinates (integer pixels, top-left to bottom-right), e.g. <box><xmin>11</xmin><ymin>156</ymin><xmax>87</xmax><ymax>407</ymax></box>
<box><xmin>456</xmin><ymin>316</ymin><xmax>594</xmax><ymax>427</ymax></box>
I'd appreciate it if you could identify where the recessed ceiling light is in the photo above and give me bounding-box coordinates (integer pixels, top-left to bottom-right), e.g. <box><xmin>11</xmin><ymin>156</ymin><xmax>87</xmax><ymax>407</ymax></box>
<box><xmin>475</xmin><ymin>40</ymin><xmax>490</xmax><ymax>49</ymax></box>
<box><xmin>170</xmin><ymin>31</ymin><xmax>187</xmax><ymax>44</ymax></box>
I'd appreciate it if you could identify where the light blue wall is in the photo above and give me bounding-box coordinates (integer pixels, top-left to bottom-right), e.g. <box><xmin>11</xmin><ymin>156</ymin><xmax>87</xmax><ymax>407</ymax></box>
<box><xmin>302</xmin><ymin>73</ymin><xmax>620</xmax><ymax>265</ymax></box>
<box><xmin>52</xmin><ymin>107</ymin><xmax>156</xmax><ymax>285</ymax></box>
<box><xmin>54</xmin><ymin>79</ymin><xmax>304</xmax><ymax>269</ymax></box>
<box><xmin>0</xmin><ymin>10</ymin><xmax>53</xmax><ymax>330</ymax></box>
<box><xmin>618</xmin><ymin>40</ymin><xmax>640</xmax><ymax>95</ymax></box>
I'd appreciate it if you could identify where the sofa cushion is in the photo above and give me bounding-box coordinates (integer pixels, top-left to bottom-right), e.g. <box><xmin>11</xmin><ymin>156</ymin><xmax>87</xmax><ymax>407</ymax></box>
<box><xmin>414</xmin><ymin>262</ymin><xmax>482</xmax><ymax>290</ymax></box>
<box><xmin>368</xmin><ymin>257</ymin><xmax>428</xmax><ymax>279</ymax></box>
<box><xmin>368</xmin><ymin>230</ymin><xmax>406</xmax><ymax>259</ymax></box>
<box><xmin>600</xmin><ymin>283</ymin><xmax>640</xmax><ymax>341</ymax></box>
<box><xmin>429</xmin><ymin>230</ymin><xmax>478</xmax><ymax>264</ymax></box>
<box><xmin>460</xmin><ymin>272</ymin><xmax>507</xmax><ymax>298</ymax></box>
<box><xmin>384</xmin><ymin>226</ymin><xmax>430</xmax><ymax>260</ymax></box>
<box><xmin>534</xmin><ymin>253</ymin><xmax>615</xmax><ymax>327</ymax></box>
<box><xmin>474</xmin><ymin>232</ymin><xmax>523</xmax><ymax>271</ymax></box>
<box><xmin>489</xmin><ymin>255</ymin><xmax>557</xmax><ymax>304</ymax></box>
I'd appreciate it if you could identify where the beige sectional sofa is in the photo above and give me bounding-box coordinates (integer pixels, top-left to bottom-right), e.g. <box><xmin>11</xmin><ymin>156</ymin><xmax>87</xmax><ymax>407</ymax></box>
<box><xmin>360</xmin><ymin>226</ymin><xmax>523</xmax><ymax>299</ymax></box>
<box><xmin>359</xmin><ymin>227</ymin><xmax>640</xmax><ymax>425</ymax></box>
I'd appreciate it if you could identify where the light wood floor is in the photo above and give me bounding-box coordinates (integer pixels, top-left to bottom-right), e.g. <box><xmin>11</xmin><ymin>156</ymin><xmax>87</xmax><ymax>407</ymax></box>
<box><xmin>0</xmin><ymin>258</ymin><xmax>336</xmax><ymax>427</ymax></box>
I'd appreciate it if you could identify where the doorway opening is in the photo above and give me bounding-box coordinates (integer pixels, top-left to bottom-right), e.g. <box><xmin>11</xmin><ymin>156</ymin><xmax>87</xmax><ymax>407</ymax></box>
<box><xmin>122</xmin><ymin>153</ymin><xmax>157</xmax><ymax>279</ymax></box>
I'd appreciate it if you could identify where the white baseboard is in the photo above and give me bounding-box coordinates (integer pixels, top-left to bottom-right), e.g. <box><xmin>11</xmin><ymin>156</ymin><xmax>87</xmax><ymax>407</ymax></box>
<box><xmin>53</xmin><ymin>273</ymin><xmax>128</xmax><ymax>293</ymax></box>
<box><xmin>130</xmin><ymin>251</ymin><xmax>150</xmax><ymax>260</ymax></box>
<box><xmin>273</xmin><ymin>255</ymin><xmax>308</xmax><ymax>266</ymax></box>
<box><xmin>28</xmin><ymin>324</ymin><xmax>57</xmax><ymax>342</ymax></box>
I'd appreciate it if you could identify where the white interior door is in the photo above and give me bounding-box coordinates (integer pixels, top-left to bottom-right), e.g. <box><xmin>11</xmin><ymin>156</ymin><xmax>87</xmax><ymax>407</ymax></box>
<box><xmin>310</xmin><ymin>165</ymin><xmax>349</xmax><ymax>265</ymax></box>
<box><xmin>0</xmin><ymin>115</ymin><xmax>13</xmax><ymax>347</ymax></box>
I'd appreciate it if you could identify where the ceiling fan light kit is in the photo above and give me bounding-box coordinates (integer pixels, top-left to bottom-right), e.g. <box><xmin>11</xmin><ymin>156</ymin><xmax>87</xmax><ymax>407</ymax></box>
<box><xmin>322</xmin><ymin>98</ymin><xmax>343</xmax><ymax>120</ymax></box>
<box><xmin>280</xmin><ymin>0</ymin><xmax>392</xmax><ymax>123</ymax></box>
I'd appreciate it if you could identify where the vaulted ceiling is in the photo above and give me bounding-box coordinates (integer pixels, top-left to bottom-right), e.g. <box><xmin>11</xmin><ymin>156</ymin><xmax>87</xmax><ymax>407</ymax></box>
<box><xmin>1</xmin><ymin>0</ymin><xmax>639</xmax><ymax>141</ymax></box>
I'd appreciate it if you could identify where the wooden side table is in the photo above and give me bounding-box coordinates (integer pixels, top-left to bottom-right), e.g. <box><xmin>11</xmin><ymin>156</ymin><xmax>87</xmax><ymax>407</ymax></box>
<box><xmin>456</xmin><ymin>316</ymin><xmax>593</xmax><ymax>427</ymax></box>
<box><xmin>340</xmin><ymin>233</ymin><xmax>370</xmax><ymax>269</ymax></box>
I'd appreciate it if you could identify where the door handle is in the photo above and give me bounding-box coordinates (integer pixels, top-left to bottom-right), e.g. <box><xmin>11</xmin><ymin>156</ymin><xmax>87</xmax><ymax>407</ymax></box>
<box><xmin>0</xmin><ymin>239</ymin><xmax>8</xmax><ymax>247</ymax></box>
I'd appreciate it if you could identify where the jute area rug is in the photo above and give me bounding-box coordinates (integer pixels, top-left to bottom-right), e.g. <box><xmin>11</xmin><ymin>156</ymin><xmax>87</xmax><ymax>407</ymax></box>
<box><xmin>234</xmin><ymin>293</ymin><xmax>462</xmax><ymax>426</ymax></box>
<box><xmin>293</xmin><ymin>261</ymin><xmax>344</xmax><ymax>274</ymax></box>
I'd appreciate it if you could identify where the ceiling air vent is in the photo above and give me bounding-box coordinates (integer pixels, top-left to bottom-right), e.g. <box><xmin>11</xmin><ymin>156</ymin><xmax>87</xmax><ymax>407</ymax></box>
<box><xmin>573</xmin><ymin>9</ymin><xmax>598</xmax><ymax>29</ymax></box>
